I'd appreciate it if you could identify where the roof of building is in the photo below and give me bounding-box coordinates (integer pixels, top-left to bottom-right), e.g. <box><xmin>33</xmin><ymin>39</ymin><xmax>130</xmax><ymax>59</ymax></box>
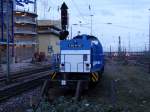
<box><xmin>37</xmin><ymin>20</ymin><xmax>61</xmax><ymax>28</ymax></box>
<box><xmin>37</xmin><ymin>20</ymin><xmax>61</xmax><ymax>36</ymax></box>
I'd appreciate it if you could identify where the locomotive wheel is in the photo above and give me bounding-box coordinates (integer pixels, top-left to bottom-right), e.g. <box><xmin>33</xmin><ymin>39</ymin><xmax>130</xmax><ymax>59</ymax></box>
<box><xmin>98</xmin><ymin>71</ymin><xmax>102</xmax><ymax>80</ymax></box>
<box><xmin>98</xmin><ymin>66</ymin><xmax>104</xmax><ymax>79</ymax></box>
<box><xmin>101</xmin><ymin>66</ymin><xmax>105</xmax><ymax>74</ymax></box>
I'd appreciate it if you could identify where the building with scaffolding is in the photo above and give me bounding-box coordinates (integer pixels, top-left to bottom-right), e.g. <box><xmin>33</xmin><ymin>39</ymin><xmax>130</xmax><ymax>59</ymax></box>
<box><xmin>14</xmin><ymin>0</ymin><xmax>37</xmax><ymax>62</ymax></box>
<box><xmin>0</xmin><ymin>0</ymin><xmax>38</xmax><ymax>63</ymax></box>
<box><xmin>0</xmin><ymin>0</ymin><xmax>14</xmax><ymax>64</ymax></box>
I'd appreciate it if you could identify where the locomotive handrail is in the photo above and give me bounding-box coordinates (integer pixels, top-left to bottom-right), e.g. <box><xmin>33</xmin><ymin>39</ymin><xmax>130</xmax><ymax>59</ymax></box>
<box><xmin>64</xmin><ymin>62</ymin><xmax>71</xmax><ymax>72</ymax></box>
<box><xmin>60</xmin><ymin>54</ymin><xmax>91</xmax><ymax>73</ymax></box>
<box><xmin>55</xmin><ymin>53</ymin><xmax>104</xmax><ymax>73</ymax></box>
<box><xmin>62</xmin><ymin>54</ymin><xmax>72</xmax><ymax>72</ymax></box>
<box><xmin>77</xmin><ymin>62</ymin><xmax>84</xmax><ymax>72</ymax></box>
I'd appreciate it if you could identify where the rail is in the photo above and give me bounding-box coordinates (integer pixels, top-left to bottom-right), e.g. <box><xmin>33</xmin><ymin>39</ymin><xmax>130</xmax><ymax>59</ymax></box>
<box><xmin>0</xmin><ymin>70</ymin><xmax>52</xmax><ymax>102</ymax></box>
<box><xmin>0</xmin><ymin>65</ymin><xmax>51</xmax><ymax>84</ymax></box>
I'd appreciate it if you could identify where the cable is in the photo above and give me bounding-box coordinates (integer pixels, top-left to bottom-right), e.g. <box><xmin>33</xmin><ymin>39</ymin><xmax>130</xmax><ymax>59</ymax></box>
<box><xmin>69</xmin><ymin>0</ymin><xmax>89</xmax><ymax>24</ymax></box>
<box><xmin>91</xmin><ymin>22</ymin><xmax>147</xmax><ymax>31</ymax></box>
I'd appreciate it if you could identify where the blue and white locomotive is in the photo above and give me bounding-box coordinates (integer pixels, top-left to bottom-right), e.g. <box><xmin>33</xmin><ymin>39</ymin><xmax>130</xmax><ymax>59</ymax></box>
<box><xmin>51</xmin><ymin>34</ymin><xmax>104</xmax><ymax>88</ymax></box>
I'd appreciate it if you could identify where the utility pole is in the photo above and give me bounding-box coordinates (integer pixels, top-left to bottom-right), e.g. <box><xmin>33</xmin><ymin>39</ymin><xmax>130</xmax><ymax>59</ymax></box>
<box><xmin>71</xmin><ymin>26</ymin><xmax>72</xmax><ymax>39</ymax></box>
<box><xmin>128</xmin><ymin>32</ymin><xmax>131</xmax><ymax>53</ymax></box>
<box><xmin>71</xmin><ymin>24</ymin><xmax>78</xmax><ymax>39</ymax></box>
<box><xmin>6</xmin><ymin>0</ymin><xmax>10</xmax><ymax>83</ymax></box>
<box><xmin>90</xmin><ymin>14</ymin><xmax>93</xmax><ymax>35</ymax></box>
<box><xmin>148</xmin><ymin>9</ymin><xmax>150</xmax><ymax>54</ymax></box>
<box><xmin>145</xmin><ymin>44</ymin><xmax>147</xmax><ymax>52</ymax></box>
<box><xmin>118</xmin><ymin>36</ymin><xmax>121</xmax><ymax>56</ymax></box>
<box><xmin>149</xmin><ymin>9</ymin><xmax>150</xmax><ymax>73</ymax></box>
<box><xmin>110</xmin><ymin>45</ymin><xmax>112</xmax><ymax>57</ymax></box>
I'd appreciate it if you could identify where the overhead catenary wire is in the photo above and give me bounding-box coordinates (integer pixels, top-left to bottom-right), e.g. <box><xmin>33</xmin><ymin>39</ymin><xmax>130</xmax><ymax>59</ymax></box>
<box><xmin>37</xmin><ymin>0</ymin><xmax>60</xmax><ymax>20</ymax></box>
<box><xmin>69</xmin><ymin>0</ymin><xmax>89</xmax><ymax>24</ymax></box>
<box><xmin>91</xmin><ymin>22</ymin><xmax>147</xmax><ymax>31</ymax></box>
<box><xmin>69</xmin><ymin>0</ymin><xmax>97</xmax><ymax>35</ymax></box>
<box><xmin>67</xmin><ymin>0</ymin><xmax>91</xmax><ymax>36</ymax></box>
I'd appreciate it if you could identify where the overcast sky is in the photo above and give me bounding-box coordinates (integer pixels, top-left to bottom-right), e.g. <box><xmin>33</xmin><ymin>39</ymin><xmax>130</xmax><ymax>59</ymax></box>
<box><xmin>29</xmin><ymin>0</ymin><xmax>150</xmax><ymax>51</ymax></box>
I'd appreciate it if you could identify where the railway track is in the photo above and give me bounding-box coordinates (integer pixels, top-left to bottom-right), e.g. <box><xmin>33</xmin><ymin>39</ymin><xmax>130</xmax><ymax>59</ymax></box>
<box><xmin>0</xmin><ymin>66</ymin><xmax>51</xmax><ymax>83</ymax></box>
<box><xmin>0</xmin><ymin>70</ymin><xmax>52</xmax><ymax>102</ymax></box>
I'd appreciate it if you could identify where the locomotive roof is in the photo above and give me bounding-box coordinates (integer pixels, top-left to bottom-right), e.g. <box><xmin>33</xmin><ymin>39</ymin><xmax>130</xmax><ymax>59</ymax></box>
<box><xmin>73</xmin><ymin>34</ymin><xmax>98</xmax><ymax>41</ymax></box>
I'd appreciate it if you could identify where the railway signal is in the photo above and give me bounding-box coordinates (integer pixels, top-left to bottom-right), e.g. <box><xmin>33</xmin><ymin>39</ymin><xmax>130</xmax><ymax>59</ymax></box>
<box><xmin>60</xmin><ymin>2</ymin><xmax>69</xmax><ymax>40</ymax></box>
<box><xmin>61</xmin><ymin>2</ymin><xmax>68</xmax><ymax>31</ymax></box>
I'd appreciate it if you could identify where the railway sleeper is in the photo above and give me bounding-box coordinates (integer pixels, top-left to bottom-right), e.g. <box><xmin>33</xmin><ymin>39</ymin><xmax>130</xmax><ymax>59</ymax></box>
<box><xmin>41</xmin><ymin>79</ymin><xmax>89</xmax><ymax>101</ymax></box>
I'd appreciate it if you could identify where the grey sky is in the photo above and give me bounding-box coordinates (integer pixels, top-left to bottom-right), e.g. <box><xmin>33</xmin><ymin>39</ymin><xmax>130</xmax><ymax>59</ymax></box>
<box><xmin>36</xmin><ymin>0</ymin><xmax>150</xmax><ymax>51</ymax></box>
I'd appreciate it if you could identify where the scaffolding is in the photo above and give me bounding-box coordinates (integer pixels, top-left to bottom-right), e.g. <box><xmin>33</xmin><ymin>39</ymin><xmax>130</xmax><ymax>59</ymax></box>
<box><xmin>0</xmin><ymin>0</ymin><xmax>14</xmax><ymax>82</ymax></box>
<box><xmin>0</xmin><ymin>0</ymin><xmax>14</xmax><ymax>44</ymax></box>
<box><xmin>0</xmin><ymin>0</ymin><xmax>14</xmax><ymax>63</ymax></box>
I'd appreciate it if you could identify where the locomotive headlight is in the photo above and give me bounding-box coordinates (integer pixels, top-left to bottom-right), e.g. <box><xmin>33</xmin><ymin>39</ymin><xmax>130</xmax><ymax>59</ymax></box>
<box><xmin>60</xmin><ymin>63</ymin><xmax>65</xmax><ymax>70</ymax></box>
<box><xmin>86</xmin><ymin>63</ymin><xmax>90</xmax><ymax>70</ymax></box>
<box><xmin>86</xmin><ymin>63</ymin><xmax>90</xmax><ymax>67</ymax></box>
<box><xmin>61</xmin><ymin>63</ymin><xmax>65</xmax><ymax>66</ymax></box>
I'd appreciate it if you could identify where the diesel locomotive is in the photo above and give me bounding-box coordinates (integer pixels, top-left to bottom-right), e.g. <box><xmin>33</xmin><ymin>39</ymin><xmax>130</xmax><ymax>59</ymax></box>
<box><xmin>50</xmin><ymin>34</ymin><xmax>104</xmax><ymax>88</ymax></box>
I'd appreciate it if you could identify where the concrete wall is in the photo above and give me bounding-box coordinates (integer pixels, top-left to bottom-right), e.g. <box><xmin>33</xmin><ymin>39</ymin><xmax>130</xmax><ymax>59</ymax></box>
<box><xmin>38</xmin><ymin>34</ymin><xmax>60</xmax><ymax>56</ymax></box>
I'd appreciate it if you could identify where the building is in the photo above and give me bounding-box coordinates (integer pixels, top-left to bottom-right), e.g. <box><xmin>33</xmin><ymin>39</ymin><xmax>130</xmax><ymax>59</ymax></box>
<box><xmin>37</xmin><ymin>20</ymin><xmax>61</xmax><ymax>57</ymax></box>
<box><xmin>0</xmin><ymin>0</ymin><xmax>38</xmax><ymax>63</ymax></box>
<box><xmin>14</xmin><ymin>9</ymin><xmax>37</xmax><ymax>62</ymax></box>
<box><xmin>0</xmin><ymin>0</ymin><xmax>14</xmax><ymax>64</ymax></box>
<box><xmin>13</xmin><ymin>0</ymin><xmax>37</xmax><ymax>62</ymax></box>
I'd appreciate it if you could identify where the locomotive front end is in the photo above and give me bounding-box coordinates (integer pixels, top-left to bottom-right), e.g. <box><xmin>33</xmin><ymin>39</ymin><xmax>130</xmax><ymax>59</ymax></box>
<box><xmin>49</xmin><ymin>35</ymin><xmax>104</xmax><ymax>89</ymax></box>
<box><xmin>60</xmin><ymin>36</ymin><xmax>91</xmax><ymax>73</ymax></box>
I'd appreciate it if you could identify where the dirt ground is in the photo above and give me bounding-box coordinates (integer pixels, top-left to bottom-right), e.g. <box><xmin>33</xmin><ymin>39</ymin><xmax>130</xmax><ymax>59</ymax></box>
<box><xmin>84</xmin><ymin>60</ymin><xmax>150</xmax><ymax>112</ymax></box>
<box><xmin>1</xmin><ymin>60</ymin><xmax>150</xmax><ymax>112</ymax></box>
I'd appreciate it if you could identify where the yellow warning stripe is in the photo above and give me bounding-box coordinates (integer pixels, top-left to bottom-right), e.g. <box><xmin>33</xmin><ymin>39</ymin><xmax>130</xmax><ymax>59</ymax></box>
<box><xmin>91</xmin><ymin>72</ymin><xmax>99</xmax><ymax>82</ymax></box>
<box><xmin>91</xmin><ymin>73</ymin><xmax>96</xmax><ymax>82</ymax></box>
<box><xmin>92</xmin><ymin>77</ymin><xmax>96</xmax><ymax>82</ymax></box>
<box><xmin>92</xmin><ymin>73</ymin><xmax>97</xmax><ymax>80</ymax></box>
<box><xmin>51</xmin><ymin>72</ymin><xmax>56</xmax><ymax>80</ymax></box>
